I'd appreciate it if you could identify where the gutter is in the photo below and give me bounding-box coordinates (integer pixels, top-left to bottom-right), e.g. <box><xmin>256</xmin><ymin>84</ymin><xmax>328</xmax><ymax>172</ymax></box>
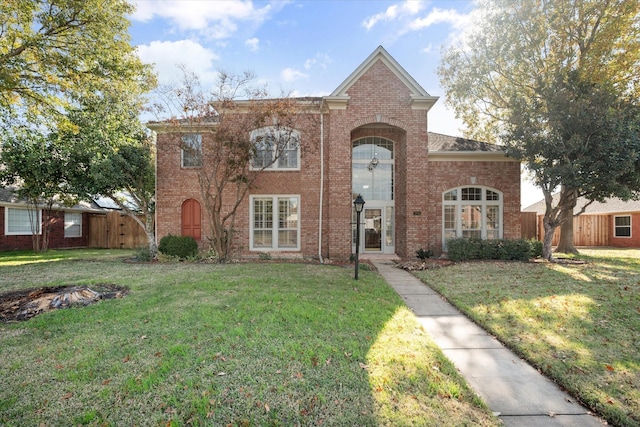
<box><xmin>318</xmin><ymin>112</ymin><xmax>325</xmax><ymax>263</ymax></box>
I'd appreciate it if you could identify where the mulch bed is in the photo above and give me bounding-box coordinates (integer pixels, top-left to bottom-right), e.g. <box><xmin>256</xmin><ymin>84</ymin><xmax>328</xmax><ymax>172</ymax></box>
<box><xmin>0</xmin><ymin>284</ymin><xmax>128</xmax><ymax>323</ymax></box>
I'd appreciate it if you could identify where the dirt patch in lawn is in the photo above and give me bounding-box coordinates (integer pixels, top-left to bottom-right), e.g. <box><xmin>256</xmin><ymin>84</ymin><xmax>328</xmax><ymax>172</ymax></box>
<box><xmin>0</xmin><ymin>284</ymin><xmax>128</xmax><ymax>323</ymax></box>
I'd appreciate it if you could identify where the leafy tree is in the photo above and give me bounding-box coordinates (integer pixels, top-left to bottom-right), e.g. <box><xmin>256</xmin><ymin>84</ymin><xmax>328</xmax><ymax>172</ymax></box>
<box><xmin>61</xmin><ymin>90</ymin><xmax>158</xmax><ymax>258</ymax></box>
<box><xmin>0</xmin><ymin>128</ymin><xmax>72</xmax><ymax>251</ymax></box>
<box><xmin>0</xmin><ymin>0</ymin><xmax>154</xmax><ymax>128</ymax></box>
<box><xmin>439</xmin><ymin>0</ymin><xmax>640</xmax><ymax>260</ymax></box>
<box><xmin>153</xmin><ymin>68</ymin><xmax>318</xmax><ymax>260</ymax></box>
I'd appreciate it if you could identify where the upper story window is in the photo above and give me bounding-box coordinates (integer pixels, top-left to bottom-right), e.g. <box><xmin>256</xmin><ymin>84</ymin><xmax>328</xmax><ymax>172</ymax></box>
<box><xmin>352</xmin><ymin>137</ymin><xmax>394</xmax><ymax>201</ymax></box>
<box><xmin>181</xmin><ymin>134</ymin><xmax>202</xmax><ymax>168</ymax></box>
<box><xmin>442</xmin><ymin>186</ymin><xmax>503</xmax><ymax>248</ymax></box>
<box><xmin>250</xmin><ymin>127</ymin><xmax>300</xmax><ymax>171</ymax></box>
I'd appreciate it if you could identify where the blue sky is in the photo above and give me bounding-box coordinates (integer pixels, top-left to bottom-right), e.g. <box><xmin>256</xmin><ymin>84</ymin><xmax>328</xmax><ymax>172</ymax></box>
<box><xmin>128</xmin><ymin>0</ymin><xmax>542</xmax><ymax>207</ymax></box>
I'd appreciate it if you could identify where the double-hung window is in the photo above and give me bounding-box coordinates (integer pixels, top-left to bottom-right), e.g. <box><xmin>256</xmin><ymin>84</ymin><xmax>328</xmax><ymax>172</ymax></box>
<box><xmin>64</xmin><ymin>212</ymin><xmax>82</xmax><ymax>238</ymax></box>
<box><xmin>442</xmin><ymin>186</ymin><xmax>503</xmax><ymax>249</ymax></box>
<box><xmin>251</xmin><ymin>127</ymin><xmax>300</xmax><ymax>170</ymax></box>
<box><xmin>5</xmin><ymin>207</ymin><xmax>41</xmax><ymax>235</ymax></box>
<box><xmin>181</xmin><ymin>134</ymin><xmax>202</xmax><ymax>167</ymax></box>
<box><xmin>250</xmin><ymin>196</ymin><xmax>300</xmax><ymax>250</ymax></box>
<box><xmin>614</xmin><ymin>215</ymin><xmax>631</xmax><ymax>238</ymax></box>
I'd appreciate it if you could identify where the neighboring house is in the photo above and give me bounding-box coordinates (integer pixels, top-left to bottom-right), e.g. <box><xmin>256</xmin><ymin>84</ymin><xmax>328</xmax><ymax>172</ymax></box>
<box><xmin>150</xmin><ymin>46</ymin><xmax>521</xmax><ymax>260</ymax></box>
<box><xmin>523</xmin><ymin>196</ymin><xmax>640</xmax><ymax>248</ymax></box>
<box><xmin>0</xmin><ymin>185</ymin><xmax>94</xmax><ymax>251</ymax></box>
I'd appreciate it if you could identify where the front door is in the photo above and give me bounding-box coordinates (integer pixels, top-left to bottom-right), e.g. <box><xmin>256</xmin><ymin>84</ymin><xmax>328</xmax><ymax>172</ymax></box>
<box><xmin>364</xmin><ymin>208</ymin><xmax>382</xmax><ymax>251</ymax></box>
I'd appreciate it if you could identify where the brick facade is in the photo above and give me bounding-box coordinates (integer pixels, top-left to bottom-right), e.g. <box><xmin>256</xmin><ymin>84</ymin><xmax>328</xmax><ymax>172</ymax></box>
<box><xmin>0</xmin><ymin>206</ymin><xmax>89</xmax><ymax>251</ymax></box>
<box><xmin>152</xmin><ymin>47</ymin><xmax>522</xmax><ymax>261</ymax></box>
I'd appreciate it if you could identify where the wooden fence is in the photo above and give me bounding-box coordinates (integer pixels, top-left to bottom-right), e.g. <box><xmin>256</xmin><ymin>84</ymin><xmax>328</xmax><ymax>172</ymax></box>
<box><xmin>88</xmin><ymin>211</ymin><xmax>149</xmax><ymax>249</ymax></box>
<box><xmin>521</xmin><ymin>212</ymin><xmax>537</xmax><ymax>240</ymax></box>
<box><xmin>531</xmin><ymin>214</ymin><xmax>611</xmax><ymax>246</ymax></box>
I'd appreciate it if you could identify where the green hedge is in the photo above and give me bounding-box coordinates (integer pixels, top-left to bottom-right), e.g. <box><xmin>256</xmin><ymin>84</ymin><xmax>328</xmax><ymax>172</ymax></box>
<box><xmin>158</xmin><ymin>234</ymin><xmax>198</xmax><ymax>259</ymax></box>
<box><xmin>446</xmin><ymin>238</ymin><xmax>542</xmax><ymax>262</ymax></box>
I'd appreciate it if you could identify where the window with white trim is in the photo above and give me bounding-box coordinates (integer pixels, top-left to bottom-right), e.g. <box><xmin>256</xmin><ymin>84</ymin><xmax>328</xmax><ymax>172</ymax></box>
<box><xmin>250</xmin><ymin>127</ymin><xmax>300</xmax><ymax>170</ymax></box>
<box><xmin>5</xmin><ymin>207</ymin><xmax>41</xmax><ymax>235</ymax></box>
<box><xmin>442</xmin><ymin>186</ymin><xmax>503</xmax><ymax>248</ymax></box>
<box><xmin>250</xmin><ymin>196</ymin><xmax>300</xmax><ymax>250</ymax></box>
<box><xmin>614</xmin><ymin>215</ymin><xmax>631</xmax><ymax>238</ymax></box>
<box><xmin>181</xmin><ymin>134</ymin><xmax>202</xmax><ymax>167</ymax></box>
<box><xmin>64</xmin><ymin>212</ymin><xmax>82</xmax><ymax>238</ymax></box>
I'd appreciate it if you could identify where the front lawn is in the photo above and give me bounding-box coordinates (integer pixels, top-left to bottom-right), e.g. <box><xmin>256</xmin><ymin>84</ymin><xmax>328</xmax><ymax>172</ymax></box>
<box><xmin>414</xmin><ymin>248</ymin><xmax>640</xmax><ymax>427</ymax></box>
<box><xmin>0</xmin><ymin>250</ymin><xmax>498</xmax><ymax>426</ymax></box>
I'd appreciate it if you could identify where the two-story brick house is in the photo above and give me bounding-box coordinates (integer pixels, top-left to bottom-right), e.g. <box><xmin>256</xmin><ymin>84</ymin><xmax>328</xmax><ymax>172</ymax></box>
<box><xmin>150</xmin><ymin>46</ymin><xmax>521</xmax><ymax>261</ymax></box>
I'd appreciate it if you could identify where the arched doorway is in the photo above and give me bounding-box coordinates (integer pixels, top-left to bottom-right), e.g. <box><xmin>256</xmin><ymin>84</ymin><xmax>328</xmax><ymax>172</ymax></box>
<box><xmin>181</xmin><ymin>199</ymin><xmax>201</xmax><ymax>241</ymax></box>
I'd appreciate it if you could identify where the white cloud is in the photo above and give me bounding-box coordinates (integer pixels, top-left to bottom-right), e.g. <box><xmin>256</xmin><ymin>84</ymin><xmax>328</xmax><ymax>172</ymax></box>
<box><xmin>407</xmin><ymin>8</ymin><xmax>470</xmax><ymax>32</ymax></box>
<box><xmin>303</xmin><ymin>53</ymin><xmax>332</xmax><ymax>70</ymax></box>
<box><xmin>130</xmin><ymin>0</ymin><xmax>271</xmax><ymax>39</ymax></box>
<box><xmin>362</xmin><ymin>0</ymin><xmax>425</xmax><ymax>30</ymax></box>
<box><xmin>281</xmin><ymin>67</ymin><xmax>308</xmax><ymax>82</ymax></box>
<box><xmin>136</xmin><ymin>39</ymin><xmax>219</xmax><ymax>85</ymax></box>
<box><xmin>245</xmin><ymin>37</ymin><xmax>260</xmax><ymax>52</ymax></box>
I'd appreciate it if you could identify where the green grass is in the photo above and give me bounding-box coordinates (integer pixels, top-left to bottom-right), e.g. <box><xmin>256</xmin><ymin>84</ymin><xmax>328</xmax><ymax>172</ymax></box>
<box><xmin>0</xmin><ymin>249</ymin><xmax>498</xmax><ymax>426</ymax></box>
<box><xmin>414</xmin><ymin>248</ymin><xmax>640</xmax><ymax>427</ymax></box>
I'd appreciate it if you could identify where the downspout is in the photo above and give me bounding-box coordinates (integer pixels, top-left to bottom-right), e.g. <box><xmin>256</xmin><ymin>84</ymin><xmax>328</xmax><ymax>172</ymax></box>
<box><xmin>318</xmin><ymin>111</ymin><xmax>325</xmax><ymax>263</ymax></box>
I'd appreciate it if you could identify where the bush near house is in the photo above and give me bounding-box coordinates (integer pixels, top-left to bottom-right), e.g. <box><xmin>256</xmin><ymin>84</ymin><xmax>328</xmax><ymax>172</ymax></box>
<box><xmin>446</xmin><ymin>238</ymin><xmax>542</xmax><ymax>262</ymax></box>
<box><xmin>158</xmin><ymin>234</ymin><xmax>198</xmax><ymax>259</ymax></box>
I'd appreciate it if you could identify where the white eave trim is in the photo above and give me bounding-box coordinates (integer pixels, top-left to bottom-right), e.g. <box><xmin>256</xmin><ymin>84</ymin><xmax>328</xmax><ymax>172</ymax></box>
<box><xmin>410</xmin><ymin>95</ymin><xmax>439</xmax><ymax>111</ymax></box>
<box><xmin>323</xmin><ymin>96</ymin><xmax>350</xmax><ymax>110</ymax></box>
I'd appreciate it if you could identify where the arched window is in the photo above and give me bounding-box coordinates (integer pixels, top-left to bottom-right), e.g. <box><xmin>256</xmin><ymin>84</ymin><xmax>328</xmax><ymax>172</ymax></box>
<box><xmin>352</xmin><ymin>137</ymin><xmax>394</xmax><ymax>201</ymax></box>
<box><xmin>442</xmin><ymin>186</ymin><xmax>502</xmax><ymax>248</ymax></box>
<box><xmin>181</xmin><ymin>199</ymin><xmax>201</xmax><ymax>241</ymax></box>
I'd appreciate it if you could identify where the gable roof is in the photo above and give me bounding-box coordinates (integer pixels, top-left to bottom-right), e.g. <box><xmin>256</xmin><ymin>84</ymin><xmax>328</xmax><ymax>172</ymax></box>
<box><xmin>523</xmin><ymin>195</ymin><xmax>640</xmax><ymax>215</ymax></box>
<box><xmin>324</xmin><ymin>46</ymin><xmax>439</xmax><ymax>110</ymax></box>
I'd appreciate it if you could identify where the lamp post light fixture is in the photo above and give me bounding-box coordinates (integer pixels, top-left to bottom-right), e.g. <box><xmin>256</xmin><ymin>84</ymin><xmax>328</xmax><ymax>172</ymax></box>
<box><xmin>353</xmin><ymin>194</ymin><xmax>365</xmax><ymax>280</ymax></box>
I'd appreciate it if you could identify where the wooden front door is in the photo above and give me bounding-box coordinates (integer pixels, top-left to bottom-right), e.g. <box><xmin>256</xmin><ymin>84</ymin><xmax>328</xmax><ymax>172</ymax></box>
<box><xmin>181</xmin><ymin>199</ymin><xmax>201</xmax><ymax>241</ymax></box>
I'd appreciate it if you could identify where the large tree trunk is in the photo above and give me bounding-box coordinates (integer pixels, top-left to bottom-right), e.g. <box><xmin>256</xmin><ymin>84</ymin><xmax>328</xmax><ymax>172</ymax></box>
<box><xmin>541</xmin><ymin>213</ymin><xmax>557</xmax><ymax>261</ymax></box>
<box><xmin>555</xmin><ymin>188</ymin><xmax>579</xmax><ymax>255</ymax></box>
<box><xmin>556</xmin><ymin>213</ymin><xmax>578</xmax><ymax>254</ymax></box>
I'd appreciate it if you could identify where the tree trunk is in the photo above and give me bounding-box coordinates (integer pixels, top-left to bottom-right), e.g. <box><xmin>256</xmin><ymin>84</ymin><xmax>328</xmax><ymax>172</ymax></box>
<box><xmin>555</xmin><ymin>188</ymin><xmax>579</xmax><ymax>255</ymax></box>
<box><xmin>556</xmin><ymin>212</ymin><xmax>578</xmax><ymax>254</ymax></box>
<box><xmin>542</xmin><ymin>213</ymin><xmax>557</xmax><ymax>261</ymax></box>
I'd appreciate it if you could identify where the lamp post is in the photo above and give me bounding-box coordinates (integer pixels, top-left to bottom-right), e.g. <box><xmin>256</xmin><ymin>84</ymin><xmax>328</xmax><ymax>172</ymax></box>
<box><xmin>353</xmin><ymin>194</ymin><xmax>365</xmax><ymax>280</ymax></box>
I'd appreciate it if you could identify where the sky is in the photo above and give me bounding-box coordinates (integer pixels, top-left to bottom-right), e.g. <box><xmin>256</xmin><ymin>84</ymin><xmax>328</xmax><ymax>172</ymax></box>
<box><xmin>127</xmin><ymin>0</ymin><xmax>543</xmax><ymax>207</ymax></box>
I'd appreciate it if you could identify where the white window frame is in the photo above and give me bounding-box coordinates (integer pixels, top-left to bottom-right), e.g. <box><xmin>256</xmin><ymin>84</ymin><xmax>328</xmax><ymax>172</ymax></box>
<box><xmin>613</xmin><ymin>215</ymin><xmax>632</xmax><ymax>238</ymax></box>
<box><xmin>250</xmin><ymin>127</ymin><xmax>300</xmax><ymax>171</ymax></box>
<box><xmin>181</xmin><ymin>133</ymin><xmax>202</xmax><ymax>168</ymax></box>
<box><xmin>442</xmin><ymin>186</ymin><xmax>503</xmax><ymax>249</ymax></box>
<box><xmin>249</xmin><ymin>195</ymin><xmax>300</xmax><ymax>251</ymax></box>
<box><xmin>5</xmin><ymin>207</ymin><xmax>42</xmax><ymax>236</ymax></box>
<box><xmin>64</xmin><ymin>211</ymin><xmax>83</xmax><ymax>238</ymax></box>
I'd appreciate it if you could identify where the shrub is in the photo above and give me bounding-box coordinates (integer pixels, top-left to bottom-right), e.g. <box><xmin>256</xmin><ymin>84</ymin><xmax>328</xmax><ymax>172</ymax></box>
<box><xmin>446</xmin><ymin>238</ymin><xmax>540</xmax><ymax>262</ymax></box>
<box><xmin>158</xmin><ymin>234</ymin><xmax>198</xmax><ymax>260</ymax></box>
<box><xmin>415</xmin><ymin>248</ymin><xmax>434</xmax><ymax>260</ymax></box>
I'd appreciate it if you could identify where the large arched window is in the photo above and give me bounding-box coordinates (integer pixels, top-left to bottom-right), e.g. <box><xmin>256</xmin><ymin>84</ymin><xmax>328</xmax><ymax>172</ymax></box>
<box><xmin>352</xmin><ymin>137</ymin><xmax>394</xmax><ymax>201</ymax></box>
<box><xmin>181</xmin><ymin>199</ymin><xmax>201</xmax><ymax>241</ymax></box>
<box><xmin>442</xmin><ymin>186</ymin><xmax>502</xmax><ymax>247</ymax></box>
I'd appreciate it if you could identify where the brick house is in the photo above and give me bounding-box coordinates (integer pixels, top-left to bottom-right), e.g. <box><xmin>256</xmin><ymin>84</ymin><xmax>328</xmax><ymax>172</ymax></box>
<box><xmin>150</xmin><ymin>46</ymin><xmax>521</xmax><ymax>260</ymax></box>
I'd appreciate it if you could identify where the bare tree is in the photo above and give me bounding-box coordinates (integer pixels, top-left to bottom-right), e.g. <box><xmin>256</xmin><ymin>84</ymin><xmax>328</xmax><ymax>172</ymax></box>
<box><xmin>154</xmin><ymin>67</ymin><xmax>319</xmax><ymax>260</ymax></box>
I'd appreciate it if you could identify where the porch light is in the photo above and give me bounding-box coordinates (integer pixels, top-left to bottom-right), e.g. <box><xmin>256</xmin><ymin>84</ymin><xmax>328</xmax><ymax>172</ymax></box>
<box><xmin>353</xmin><ymin>194</ymin><xmax>365</xmax><ymax>280</ymax></box>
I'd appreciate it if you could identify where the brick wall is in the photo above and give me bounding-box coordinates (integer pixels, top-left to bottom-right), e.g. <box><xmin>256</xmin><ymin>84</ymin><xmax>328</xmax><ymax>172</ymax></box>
<box><xmin>0</xmin><ymin>207</ymin><xmax>89</xmax><ymax>251</ymax></box>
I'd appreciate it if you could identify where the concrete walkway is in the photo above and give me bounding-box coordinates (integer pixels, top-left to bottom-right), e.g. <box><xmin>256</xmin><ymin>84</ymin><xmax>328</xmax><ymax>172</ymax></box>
<box><xmin>371</xmin><ymin>260</ymin><xmax>605</xmax><ymax>427</ymax></box>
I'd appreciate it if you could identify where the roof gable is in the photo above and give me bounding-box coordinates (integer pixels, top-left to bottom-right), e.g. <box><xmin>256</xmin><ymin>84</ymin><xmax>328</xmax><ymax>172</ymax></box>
<box><xmin>324</xmin><ymin>46</ymin><xmax>438</xmax><ymax>110</ymax></box>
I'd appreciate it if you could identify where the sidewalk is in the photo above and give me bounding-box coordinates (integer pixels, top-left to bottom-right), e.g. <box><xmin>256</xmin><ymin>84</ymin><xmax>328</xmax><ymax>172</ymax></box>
<box><xmin>370</xmin><ymin>260</ymin><xmax>605</xmax><ymax>427</ymax></box>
